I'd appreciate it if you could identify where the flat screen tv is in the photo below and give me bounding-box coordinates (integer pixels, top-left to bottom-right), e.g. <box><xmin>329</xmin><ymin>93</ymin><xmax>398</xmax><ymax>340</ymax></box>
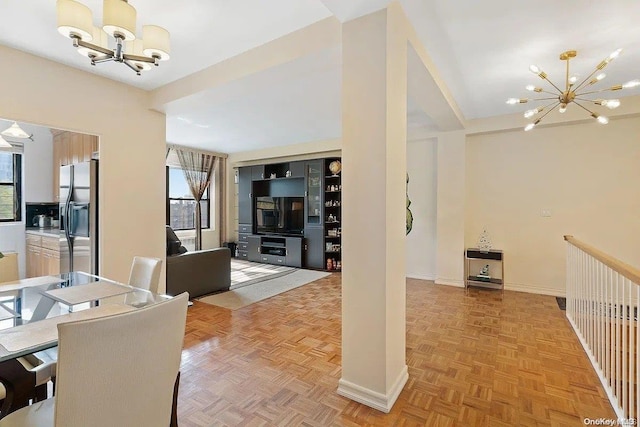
<box><xmin>255</xmin><ymin>196</ymin><xmax>304</xmax><ymax>236</ymax></box>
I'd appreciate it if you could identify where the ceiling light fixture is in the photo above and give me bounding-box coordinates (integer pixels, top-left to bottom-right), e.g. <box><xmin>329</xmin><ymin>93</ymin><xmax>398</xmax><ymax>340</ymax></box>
<box><xmin>56</xmin><ymin>0</ymin><xmax>170</xmax><ymax>76</ymax></box>
<box><xmin>507</xmin><ymin>49</ymin><xmax>639</xmax><ymax>131</ymax></box>
<box><xmin>0</xmin><ymin>136</ymin><xmax>12</xmax><ymax>148</ymax></box>
<box><xmin>1</xmin><ymin>122</ymin><xmax>33</xmax><ymax>141</ymax></box>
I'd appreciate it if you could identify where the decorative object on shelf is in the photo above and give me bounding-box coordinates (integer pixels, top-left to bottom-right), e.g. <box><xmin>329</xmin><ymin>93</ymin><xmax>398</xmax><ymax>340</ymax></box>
<box><xmin>477</xmin><ymin>264</ymin><xmax>491</xmax><ymax>279</ymax></box>
<box><xmin>507</xmin><ymin>49</ymin><xmax>639</xmax><ymax>131</ymax></box>
<box><xmin>285</xmin><ymin>170</ymin><xmax>292</xmax><ymax>177</ymax></box>
<box><xmin>329</xmin><ymin>160</ymin><xmax>342</xmax><ymax>176</ymax></box>
<box><xmin>270</xmin><ymin>173</ymin><xmax>276</xmax><ymax>179</ymax></box>
<box><xmin>56</xmin><ymin>0</ymin><xmax>170</xmax><ymax>75</ymax></box>
<box><xmin>1</xmin><ymin>122</ymin><xmax>33</xmax><ymax>141</ymax></box>
<box><xmin>477</xmin><ymin>229</ymin><xmax>492</xmax><ymax>251</ymax></box>
<box><xmin>335</xmin><ymin>260</ymin><xmax>341</xmax><ymax>270</ymax></box>
<box><xmin>327</xmin><ymin>258</ymin><xmax>333</xmax><ymax>270</ymax></box>
<box><xmin>406</xmin><ymin>173</ymin><xmax>413</xmax><ymax>235</ymax></box>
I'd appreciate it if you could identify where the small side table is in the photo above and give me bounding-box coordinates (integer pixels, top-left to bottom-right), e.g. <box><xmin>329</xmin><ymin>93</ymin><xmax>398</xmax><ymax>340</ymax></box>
<box><xmin>464</xmin><ymin>248</ymin><xmax>504</xmax><ymax>290</ymax></box>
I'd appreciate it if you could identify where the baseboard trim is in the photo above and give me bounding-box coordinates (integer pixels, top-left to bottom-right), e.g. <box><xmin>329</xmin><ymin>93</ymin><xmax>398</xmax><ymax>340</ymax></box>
<box><xmin>434</xmin><ymin>278</ymin><xmax>464</xmax><ymax>288</ymax></box>
<box><xmin>337</xmin><ymin>365</ymin><xmax>408</xmax><ymax>413</ymax></box>
<box><xmin>406</xmin><ymin>273</ymin><xmax>436</xmax><ymax>281</ymax></box>
<box><xmin>504</xmin><ymin>282</ymin><xmax>564</xmax><ymax>297</ymax></box>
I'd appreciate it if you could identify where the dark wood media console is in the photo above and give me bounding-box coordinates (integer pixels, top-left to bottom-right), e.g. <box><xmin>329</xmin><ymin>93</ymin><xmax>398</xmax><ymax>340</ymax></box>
<box><xmin>236</xmin><ymin>157</ymin><xmax>341</xmax><ymax>270</ymax></box>
<box><xmin>245</xmin><ymin>235</ymin><xmax>302</xmax><ymax>267</ymax></box>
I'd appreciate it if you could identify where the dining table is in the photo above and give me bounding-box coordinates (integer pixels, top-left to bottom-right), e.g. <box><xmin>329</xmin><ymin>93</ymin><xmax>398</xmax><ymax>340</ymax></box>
<box><xmin>0</xmin><ymin>271</ymin><xmax>169</xmax><ymax>416</ymax></box>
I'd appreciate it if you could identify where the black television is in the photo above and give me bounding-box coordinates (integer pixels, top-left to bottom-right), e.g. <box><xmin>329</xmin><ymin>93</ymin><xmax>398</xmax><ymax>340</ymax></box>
<box><xmin>255</xmin><ymin>196</ymin><xmax>304</xmax><ymax>236</ymax></box>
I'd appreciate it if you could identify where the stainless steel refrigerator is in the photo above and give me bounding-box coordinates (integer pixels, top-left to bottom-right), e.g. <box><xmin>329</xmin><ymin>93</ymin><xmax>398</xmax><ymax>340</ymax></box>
<box><xmin>59</xmin><ymin>160</ymin><xmax>98</xmax><ymax>275</ymax></box>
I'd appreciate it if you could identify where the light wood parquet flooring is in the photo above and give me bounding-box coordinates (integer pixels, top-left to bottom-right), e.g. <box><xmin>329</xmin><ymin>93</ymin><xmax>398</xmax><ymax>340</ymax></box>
<box><xmin>178</xmin><ymin>275</ymin><xmax>615</xmax><ymax>426</ymax></box>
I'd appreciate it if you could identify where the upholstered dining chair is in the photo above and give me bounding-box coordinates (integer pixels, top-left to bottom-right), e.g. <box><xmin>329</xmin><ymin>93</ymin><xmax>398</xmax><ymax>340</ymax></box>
<box><xmin>0</xmin><ymin>255</ymin><xmax>57</xmax><ymax>417</ymax></box>
<box><xmin>128</xmin><ymin>256</ymin><xmax>163</xmax><ymax>294</ymax></box>
<box><xmin>0</xmin><ymin>353</ymin><xmax>55</xmax><ymax>418</ymax></box>
<box><xmin>0</xmin><ymin>292</ymin><xmax>189</xmax><ymax>427</ymax></box>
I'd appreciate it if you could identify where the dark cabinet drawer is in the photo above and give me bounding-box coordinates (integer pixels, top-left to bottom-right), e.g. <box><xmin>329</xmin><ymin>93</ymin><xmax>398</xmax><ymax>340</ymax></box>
<box><xmin>238</xmin><ymin>224</ymin><xmax>251</xmax><ymax>234</ymax></box>
<box><xmin>238</xmin><ymin>251</ymin><xmax>248</xmax><ymax>259</ymax></box>
<box><xmin>259</xmin><ymin>254</ymin><xmax>285</xmax><ymax>264</ymax></box>
<box><xmin>466</xmin><ymin>249</ymin><xmax>503</xmax><ymax>260</ymax></box>
<box><xmin>238</xmin><ymin>233</ymin><xmax>250</xmax><ymax>242</ymax></box>
<box><xmin>238</xmin><ymin>242</ymin><xmax>248</xmax><ymax>251</ymax></box>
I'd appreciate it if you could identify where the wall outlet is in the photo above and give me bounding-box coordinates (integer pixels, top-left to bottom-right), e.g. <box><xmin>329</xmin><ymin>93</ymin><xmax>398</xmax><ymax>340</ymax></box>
<box><xmin>541</xmin><ymin>209</ymin><xmax>552</xmax><ymax>217</ymax></box>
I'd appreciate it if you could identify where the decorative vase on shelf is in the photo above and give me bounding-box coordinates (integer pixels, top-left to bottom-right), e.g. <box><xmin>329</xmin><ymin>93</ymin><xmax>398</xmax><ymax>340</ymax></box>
<box><xmin>477</xmin><ymin>229</ymin><xmax>492</xmax><ymax>251</ymax></box>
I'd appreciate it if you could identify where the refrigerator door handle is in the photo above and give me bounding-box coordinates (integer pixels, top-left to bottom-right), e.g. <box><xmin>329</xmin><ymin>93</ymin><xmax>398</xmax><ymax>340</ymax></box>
<box><xmin>64</xmin><ymin>168</ymin><xmax>74</xmax><ymax>272</ymax></box>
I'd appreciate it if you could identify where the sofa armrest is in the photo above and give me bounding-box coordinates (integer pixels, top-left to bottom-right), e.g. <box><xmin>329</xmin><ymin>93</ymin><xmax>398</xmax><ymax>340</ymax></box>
<box><xmin>166</xmin><ymin>248</ymin><xmax>231</xmax><ymax>299</ymax></box>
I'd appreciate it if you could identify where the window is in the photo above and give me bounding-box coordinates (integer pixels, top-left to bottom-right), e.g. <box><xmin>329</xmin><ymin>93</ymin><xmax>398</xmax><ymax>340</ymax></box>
<box><xmin>166</xmin><ymin>166</ymin><xmax>210</xmax><ymax>230</ymax></box>
<box><xmin>0</xmin><ymin>152</ymin><xmax>22</xmax><ymax>222</ymax></box>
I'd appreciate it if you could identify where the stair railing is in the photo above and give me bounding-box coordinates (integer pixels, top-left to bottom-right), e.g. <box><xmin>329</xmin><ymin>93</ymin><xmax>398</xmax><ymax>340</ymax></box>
<box><xmin>565</xmin><ymin>235</ymin><xmax>640</xmax><ymax>420</ymax></box>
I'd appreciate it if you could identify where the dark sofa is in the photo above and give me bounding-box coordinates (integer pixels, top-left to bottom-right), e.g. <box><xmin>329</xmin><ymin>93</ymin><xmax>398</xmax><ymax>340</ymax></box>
<box><xmin>165</xmin><ymin>226</ymin><xmax>231</xmax><ymax>299</ymax></box>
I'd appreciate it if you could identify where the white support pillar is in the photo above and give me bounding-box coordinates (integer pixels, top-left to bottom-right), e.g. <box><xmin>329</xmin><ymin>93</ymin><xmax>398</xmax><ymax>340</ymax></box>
<box><xmin>338</xmin><ymin>4</ymin><xmax>408</xmax><ymax>413</ymax></box>
<box><xmin>435</xmin><ymin>131</ymin><xmax>466</xmax><ymax>287</ymax></box>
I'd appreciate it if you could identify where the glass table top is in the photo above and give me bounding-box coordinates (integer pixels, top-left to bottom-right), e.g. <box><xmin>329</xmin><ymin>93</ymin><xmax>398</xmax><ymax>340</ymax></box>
<box><xmin>0</xmin><ymin>271</ymin><xmax>168</xmax><ymax>362</ymax></box>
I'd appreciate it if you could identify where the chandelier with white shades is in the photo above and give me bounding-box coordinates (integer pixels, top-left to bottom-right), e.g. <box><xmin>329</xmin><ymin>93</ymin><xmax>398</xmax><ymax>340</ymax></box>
<box><xmin>507</xmin><ymin>49</ymin><xmax>640</xmax><ymax>131</ymax></box>
<box><xmin>56</xmin><ymin>0</ymin><xmax>170</xmax><ymax>75</ymax></box>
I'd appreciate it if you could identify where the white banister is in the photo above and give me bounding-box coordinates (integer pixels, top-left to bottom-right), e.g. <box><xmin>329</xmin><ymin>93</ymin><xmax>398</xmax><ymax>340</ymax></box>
<box><xmin>564</xmin><ymin>235</ymin><xmax>640</xmax><ymax>420</ymax></box>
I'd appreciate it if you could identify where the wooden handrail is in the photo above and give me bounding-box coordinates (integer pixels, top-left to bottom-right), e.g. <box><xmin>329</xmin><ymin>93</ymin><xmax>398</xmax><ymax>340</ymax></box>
<box><xmin>564</xmin><ymin>235</ymin><xmax>640</xmax><ymax>285</ymax></box>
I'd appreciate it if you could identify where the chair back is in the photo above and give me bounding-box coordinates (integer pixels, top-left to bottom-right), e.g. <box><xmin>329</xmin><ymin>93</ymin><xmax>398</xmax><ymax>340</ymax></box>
<box><xmin>53</xmin><ymin>293</ymin><xmax>188</xmax><ymax>427</ymax></box>
<box><xmin>0</xmin><ymin>253</ymin><xmax>19</xmax><ymax>284</ymax></box>
<box><xmin>128</xmin><ymin>256</ymin><xmax>162</xmax><ymax>293</ymax></box>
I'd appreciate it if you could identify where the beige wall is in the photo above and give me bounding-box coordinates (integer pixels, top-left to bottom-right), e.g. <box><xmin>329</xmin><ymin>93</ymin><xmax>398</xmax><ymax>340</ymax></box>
<box><xmin>465</xmin><ymin>117</ymin><xmax>640</xmax><ymax>296</ymax></box>
<box><xmin>436</xmin><ymin>131</ymin><xmax>466</xmax><ymax>286</ymax></box>
<box><xmin>0</xmin><ymin>46</ymin><xmax>167</xmax><ymax>290</ymax></box>
<box><xmin>406</xmin><ymin>138</ymin><xmax>437</xmax><ymax>280</ymax></box>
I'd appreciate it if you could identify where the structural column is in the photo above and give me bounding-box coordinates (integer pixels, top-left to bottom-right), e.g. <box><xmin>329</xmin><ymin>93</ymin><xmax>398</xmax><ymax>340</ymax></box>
<box><xmin>435</xmin><ymin>131</ymin><xmax>466</xmax><ymax>286</ymax></box>
<box><xmin>339</xmin><ymin>4</ymin><xmax>408</xmax><ymax>413</ymax></box>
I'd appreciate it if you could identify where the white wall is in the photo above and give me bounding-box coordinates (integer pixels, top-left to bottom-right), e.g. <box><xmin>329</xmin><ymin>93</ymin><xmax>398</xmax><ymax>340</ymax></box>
<box><xmin>465</xmin><ymin>116</ymin><xmax>640</xmax><ymax>296</ymax></box>
<box><xmin>22</xmin><ymin>123</ymin><xmax>54</xmax><ymax>203</ymax></box>
<box><xmin>406</xmin><ymin>138</ymin><xmax>437</xmax><ymax>280</ymax></box>
<box><xmin>0</xmin><ymin>120</ymin><xmax>54</xmax><ymax>278</ymax></box>
<box><xmin>0</xmin><ymin>46</ymin><xmax>167</xmax><ymax>290</ymax></box>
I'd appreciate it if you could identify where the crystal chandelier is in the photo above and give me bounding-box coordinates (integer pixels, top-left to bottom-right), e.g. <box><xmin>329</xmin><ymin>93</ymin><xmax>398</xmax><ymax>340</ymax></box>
<box><xmin>56</xmin><ymin>0</ymin><xmax>170</xmax><ymax>75</ymax></box>
<box><xmin>507</xmin><ymin>49</ymin><xmax>639</xmax><ymax>131</ymax></box>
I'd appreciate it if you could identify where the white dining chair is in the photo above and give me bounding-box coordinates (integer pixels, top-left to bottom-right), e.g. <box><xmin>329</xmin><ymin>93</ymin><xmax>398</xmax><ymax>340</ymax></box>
<box><xmin>128</xmin><ymin>256</ymin><xmax>163</xmax><ymax>294</ymax></box>
<box><xmin>0</xmin><ymin>354</ymin><xmax>54</xmax><ymax>418</ymax></box>
<box><xmin>0</xmin><ymin>292</ymin><xmax>189</xmax><ymax>427</ymax></box>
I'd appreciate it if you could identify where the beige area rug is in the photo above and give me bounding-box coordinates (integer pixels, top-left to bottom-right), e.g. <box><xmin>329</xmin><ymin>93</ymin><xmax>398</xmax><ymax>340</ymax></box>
<box><xmin>230</xmin><ymin>259</ymin><xmax>295</xmax><ymax>290</ymax></box>
<box><xmin>198</xmin><ymin>269</ymin><xmax>330</xmax><ymax>310</ymax></box>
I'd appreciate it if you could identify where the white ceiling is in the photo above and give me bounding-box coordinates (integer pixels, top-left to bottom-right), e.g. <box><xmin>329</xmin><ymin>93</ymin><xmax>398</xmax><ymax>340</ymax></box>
<box><xmin>1</xmin><ymin>0</ymin><xmax>640</xmax><ymax>153</ymax></box>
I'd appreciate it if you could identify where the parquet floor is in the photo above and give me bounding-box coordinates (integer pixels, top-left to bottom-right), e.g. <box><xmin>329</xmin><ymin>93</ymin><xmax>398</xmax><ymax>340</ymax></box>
<box><xmin>178</xmin><ymin>275</ymin><xmax>616</xmax><ymax>426</ymax></box>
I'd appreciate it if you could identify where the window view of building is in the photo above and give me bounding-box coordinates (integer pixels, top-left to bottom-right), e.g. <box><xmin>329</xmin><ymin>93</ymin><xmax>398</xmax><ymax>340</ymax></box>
<box><xmin>167</xmin><ymin>167</ymin><xmax>210</xmax><ymax>230</ymax></box>
<box><xmin>0</xmin><ymin>152</ymin><xmax>21</xmax><ymax>222</ymax></box>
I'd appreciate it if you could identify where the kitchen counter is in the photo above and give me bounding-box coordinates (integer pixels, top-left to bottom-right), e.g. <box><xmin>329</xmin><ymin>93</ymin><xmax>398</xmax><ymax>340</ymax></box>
<box><xmin>26</xmin><ymin>227</ymin><xmax>62</xmax><ymax>239</ymax></box>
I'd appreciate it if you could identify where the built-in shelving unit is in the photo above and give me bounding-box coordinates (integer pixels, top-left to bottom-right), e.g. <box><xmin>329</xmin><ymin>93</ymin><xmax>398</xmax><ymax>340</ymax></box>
<box><xmin>323</xmin><ymin>158</ymin><xmax>341</xmax><ymax>271</ymax></box>
<box><xmin>236</xmin><ymin>157</ymin><xmax>341</xmax><ymax>271</ymax></box>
